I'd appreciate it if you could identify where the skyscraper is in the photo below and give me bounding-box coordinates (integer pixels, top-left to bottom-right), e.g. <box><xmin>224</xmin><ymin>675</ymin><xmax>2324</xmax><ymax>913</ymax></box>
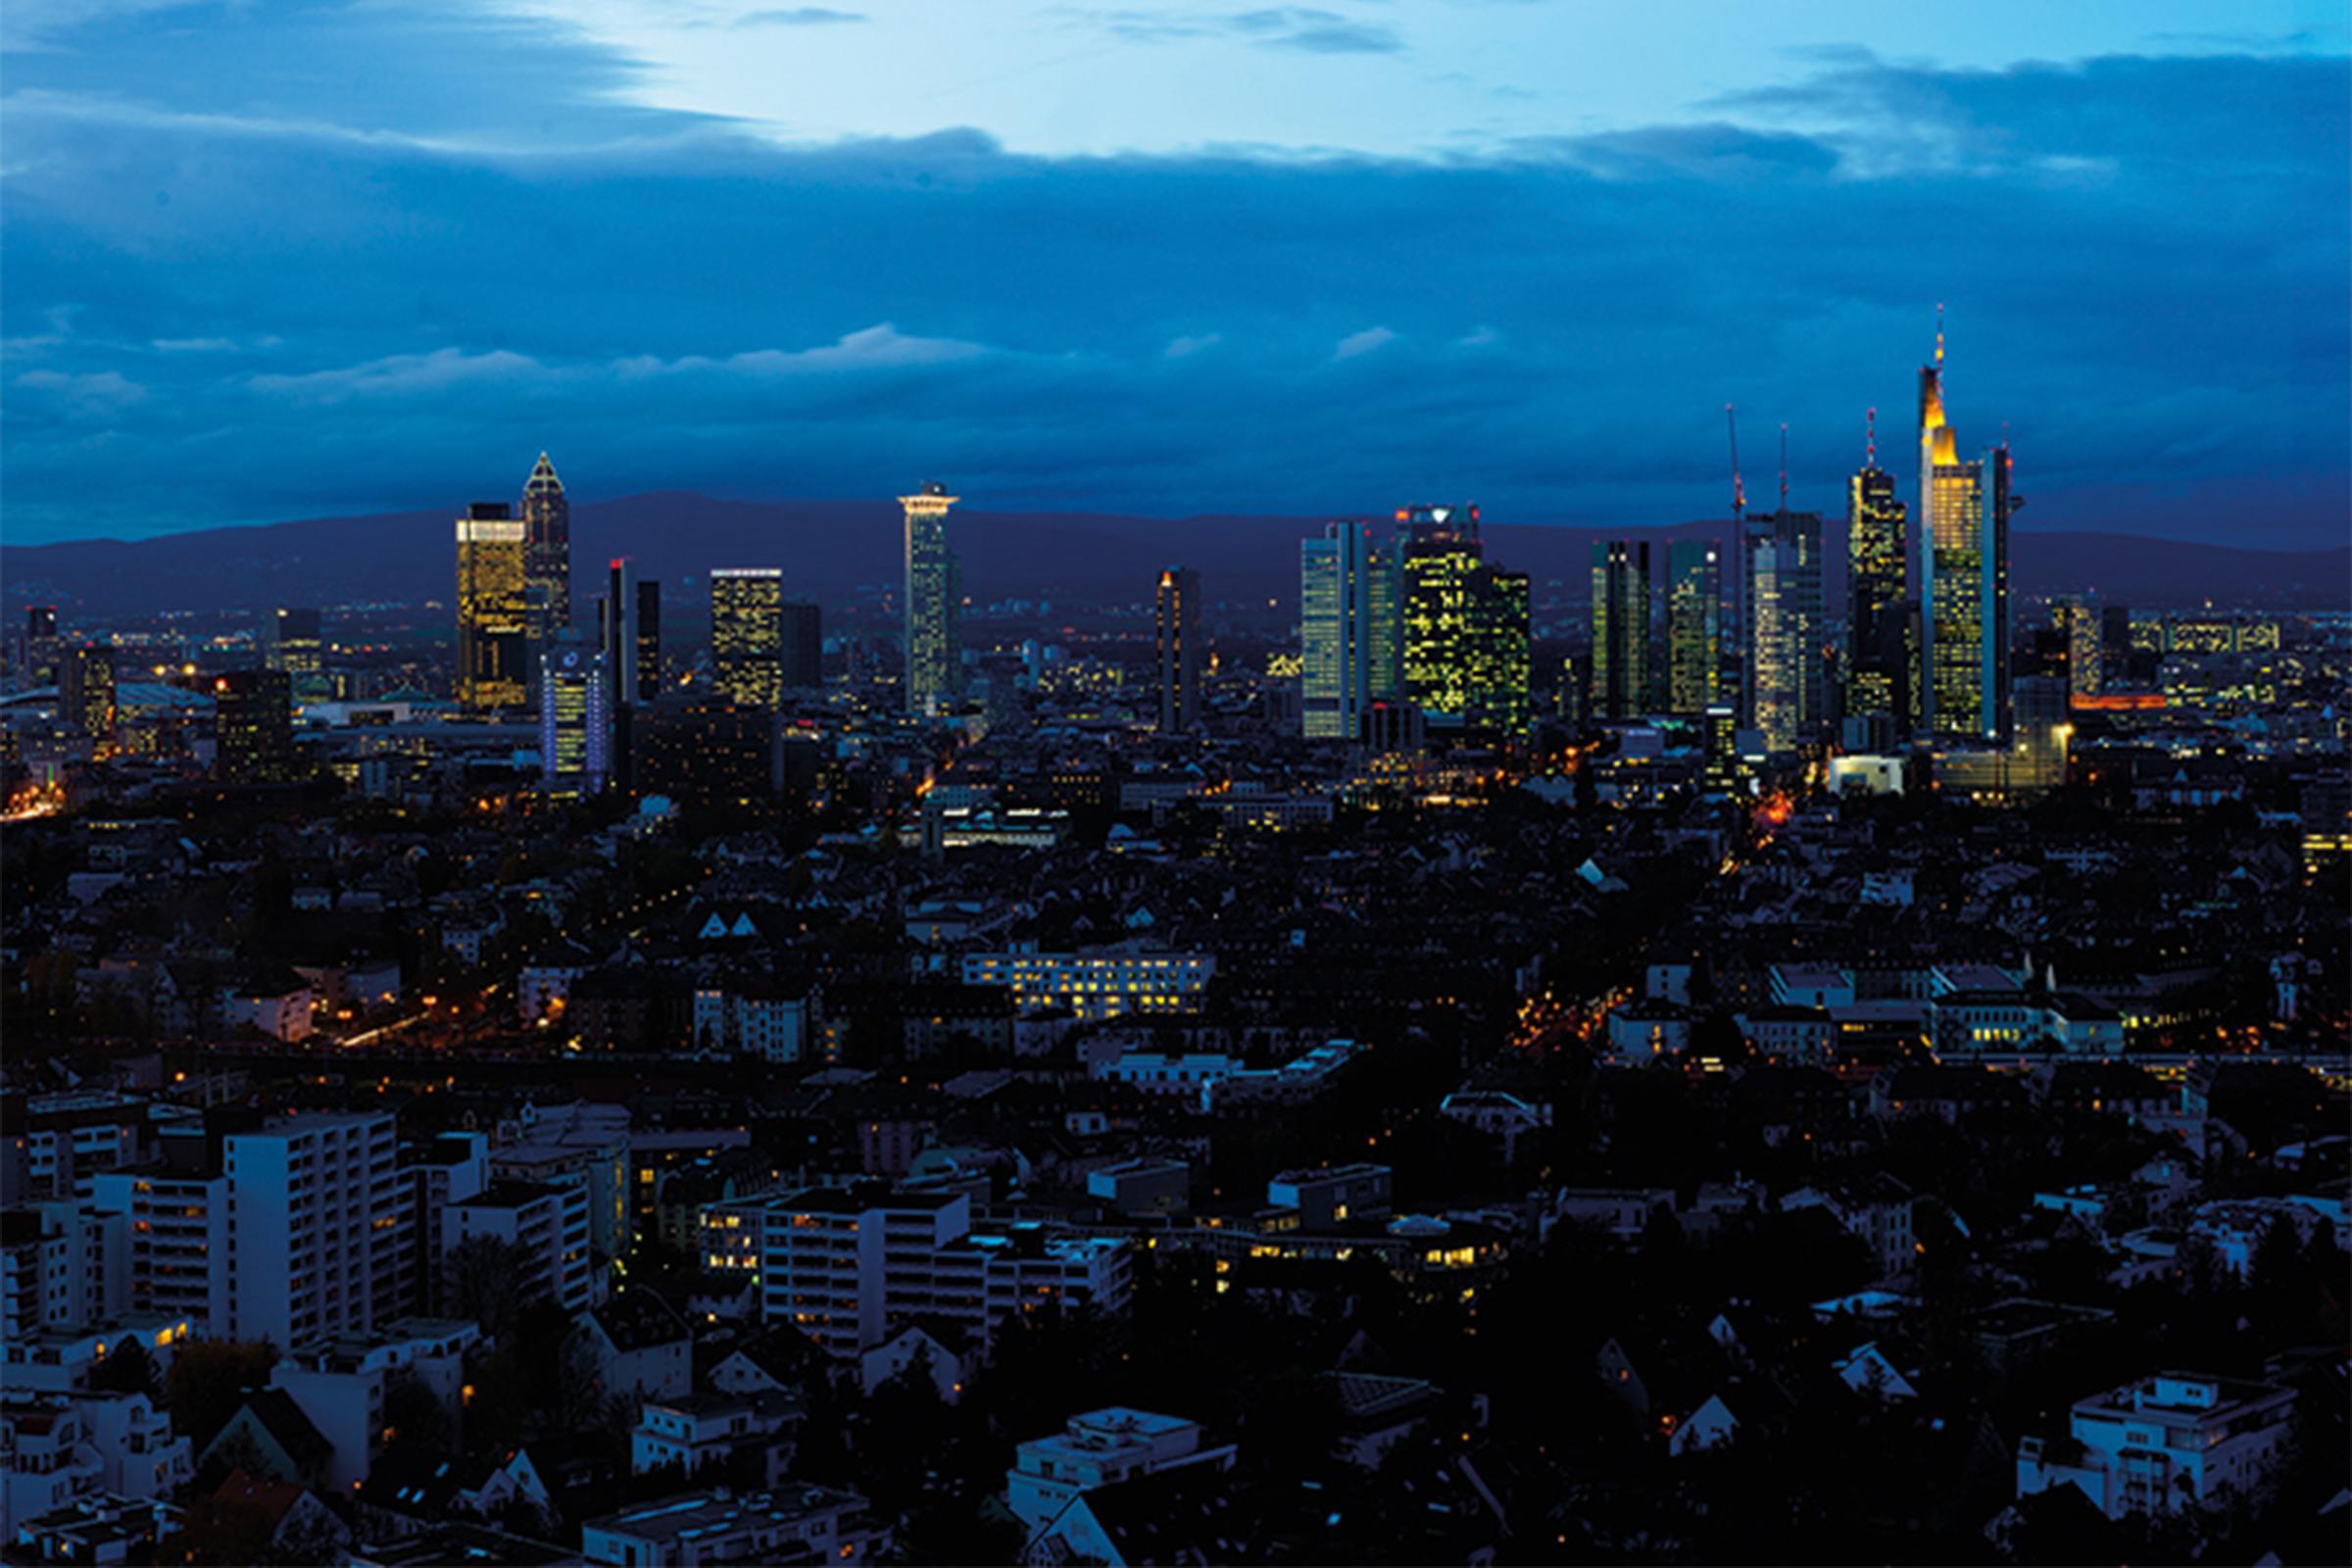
<box><xmin>1154</xmin><ymin>566</ymin><xmax>1202</xmax><ymax>732</ymax></box>
<box><xmin>635</xmin><ymin>577</ymin><xmax>662</xmax><ymax>703</ymax></box>
<box><xmin>1918</xmin><ymin>321</ymin><xmax>2014</xmax><ymax>742</ymax></box>
<box><xmin>270</xmin><ymin>608</ymin><xmax>326</xmax><ymax>705</ymax></box>
<box><xmin>456</xmin><ymin>504</ymin><xmax>530</xmax><ymax>711</ymax></box>
<box><xmin>1664</xmin><ymin>540</ymin><xmax>1721</xmax><ymax>715</ymax></box>
<box><xmin>538</xmin><ymin>633</ymin><xmax>610</xmax><ymax>797</ymax></box>
<box><xmin>1746</xmin><ymin>508</ymin><xmax>1825</xmax><ymax>752</ymax></box>
<box><xmin>1459</xmin><ymin>565</ymin><xmax>1531</xmax><ymax>737</ymax></box>
<box><xmin>1847</xmin><ymin>433</ymin><xmax>1910</xmax><ymax>728</ymax></box>
<box><xmin>24</xmin><ymin>607</ymin><xmax>59</xmax><ymax>686</ymax></box>
<box><xmin>59</xmin><ymin>646</ymin><xmax>115</xmax><ymax>742</ymax></box>
<box><xmin>600</xmin><ymin>559</ymin><xmax>639</xmax><ymax>704</ymax></box>
<box><xmin>711</xmin><ymin>567</ymin><xmax>785</xmax><ymax>708</ymax></box>
<box><xmin>1398</xmin><ymin>504</ymin><xmax>1487</xmax><ymax>730</ymax></box>
<box><xmin>522</xmin><ymin>452</ymin><xmax>571</xmax><ymax>640</ymax></box>
<box><xmin>902</xmin><ymin>482</ymin><xmax>962</xmax><ymax>716</ymax></box>
<box><xmin>1590</xmin><ymin>540</ymin><xmax>1650</xmax><ymax>721</ymax></box>
<box><xmin>216</xmin><ymin>668</ymin><xmax>296</xmax><ymax>782</ymax></box>
<box><xmin>779</xmin><ymin>604</ymin><xmax>823</xmax><ymax>690</ymax></box>
<box><xmin>1300</xmin><ymin>521</ymin><xmax>1376</xmax><ymax>741</ymax></box>
<box><xmin>2054</xmin><ymin>595</ymin><xmax>2101</xmax><ymax>698</ymax></box>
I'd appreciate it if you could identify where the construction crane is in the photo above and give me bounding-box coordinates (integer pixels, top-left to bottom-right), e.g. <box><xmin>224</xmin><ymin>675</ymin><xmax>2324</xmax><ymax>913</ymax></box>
<box><xmin>1779</xmin><ymin>422</ymin><xmax>1789</xmax><ymax>512</ymax></box>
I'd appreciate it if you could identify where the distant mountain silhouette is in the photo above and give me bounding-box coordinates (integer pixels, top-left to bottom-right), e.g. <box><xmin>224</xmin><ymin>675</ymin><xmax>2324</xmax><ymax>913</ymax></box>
<box><xmin>3</xmin><ymin>492</ymin><xmax>2343</xmax><ymax>620</ymax></box>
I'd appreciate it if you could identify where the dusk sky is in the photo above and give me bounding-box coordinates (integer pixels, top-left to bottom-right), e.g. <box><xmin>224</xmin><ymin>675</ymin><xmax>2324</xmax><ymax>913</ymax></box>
<box><xmin>3</xmin><ymin>0</ymin><xmax>2347</xmax><ymax>548</ymax></box>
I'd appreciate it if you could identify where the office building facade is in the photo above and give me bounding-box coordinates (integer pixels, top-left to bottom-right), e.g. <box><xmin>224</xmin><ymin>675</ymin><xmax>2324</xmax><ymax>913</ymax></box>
<box><xmin>539</xmin><ymin>634</ymin><xmax>611</xmax><ymax>797</ymax></box>
<box><xmin>1591</xmin><ymin>540</ymin><xmax>1650</xmax><ymax>721</ymax></box>
<box><xmin>712</xmin><ymin>568</ymin><xmax>785</xmax><ymax>709</ymax></box>
<box><xmin>522</xmin><ymin>452</ymin><xmax>571</xmax><ymax>640</ymax></box>
<box><xmin>902</xmin><ymin>482</ymin><xmax>962</xmax><ymax>716</ymax></box>
<box><xmin>1919</xmin><ymin>340</ymin><xmax>2013</xmax><ymax>741</ymax></box>
<box><xmin>1155</xmin><ymin>566</ymin><xmax>1203</xmax><ymax>732</ymax></box>
<box><xmin>215</xmin><ymin>668</ymin><xmax>296</xmax><ymax>782</ymax></box>
<box><xmin>1745</xmin><ymin>509</ymin><xmax>1825</xmax><ymax>752</ymax></box>
<box><xmin>1847</xmin><ymin>459</ymin><xmax>1910</xmax><ymax>727</ymax></box>
<box><xmin>1664</xmin><ymin>540</ymin><xmax>1721</xmax><ymax>716</ymax></box>
<box><xmin>456</xmin><ymin>505</ymin><xmax>530</xmax><ymax>710</ymax></box>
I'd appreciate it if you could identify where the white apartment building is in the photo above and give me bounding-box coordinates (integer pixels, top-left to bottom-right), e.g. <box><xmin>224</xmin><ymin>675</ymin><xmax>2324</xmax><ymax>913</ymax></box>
<box><xmin>221</xmin><ymin>1113</ymin><xmax>405</xmax><ymax>1349</ymax></box>
<box><xmin>1</xmin><ymin>1203</ymin><xmax>128</xmax><ymax>1344</ymax></box>
<box><xmin>959</xmin><ymin>949</ymin><xmax>1214</xmax><ymax>1021</ymax></box>
<box><xmin>700</xmin><ymin>1189</ymin><xmax>1133</xmax><ymax>1358</ymax></box>
<box><xmin>691</xmin><ymin>981</ymin><xmax>819</xmax><ymax>1062</ymax></box>
<box><xmin>581</xmin><ymin>1485</ymin><xmax>882</xmax><ymax>1568</ymax></box>
<box><xmin>446</xmin><ymin>1182</ymin><xmax>594</xmax><ymax>1314</ymax></box>
<box><xmin>1005</xmin><ymin>1407</ymin><xmax>1237</xmax><ymax>1535</ymax></box>
<box><xmin>2016</xmin><ymin>1372</ymin><xmax>2297</xmax><ymax>1520</ymax></box>
<box><xmin>0</xmin><ymin>1390</ymin><xmax>192</xmax><ymax>1539</ymax></box>
<box><xmin>270</xmin><ymin>1318</ymin><xmax>481</xmax><ymax>1494</ymax></box>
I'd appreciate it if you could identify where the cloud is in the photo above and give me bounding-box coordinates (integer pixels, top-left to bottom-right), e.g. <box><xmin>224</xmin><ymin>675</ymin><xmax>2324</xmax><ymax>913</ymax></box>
<box><xmin>0</xmin><ymin>24</ymin><xmax>2342</xmax><ymax>549</ymax></box>
<box><xmin>731</xmin><ymin>8</ymin><xmax>866</xmax><ymax>24</ymax></box>
<box><xmin>14</xmin><ymin>367</ymin><xmax>147</xmax><ymax>416</ymax></box>
<box><xmin>1087</xmin><ymin>8</ymin><xmax>1402</xmax><ymax>56</ymax></box>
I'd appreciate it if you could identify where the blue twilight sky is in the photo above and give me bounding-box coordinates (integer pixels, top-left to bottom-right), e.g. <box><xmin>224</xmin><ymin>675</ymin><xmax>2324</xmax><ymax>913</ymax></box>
<box><xmin>2</xmin><ymin>1</ymin><xmax>2347</xmax><ymax>547</ymax></box>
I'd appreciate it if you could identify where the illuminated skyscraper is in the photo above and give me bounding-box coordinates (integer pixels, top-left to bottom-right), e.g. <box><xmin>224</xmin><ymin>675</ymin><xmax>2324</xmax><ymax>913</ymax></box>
<box><xmin>1746</xmin><ymin>509</ymin><xmax>1825</xmax><ymax>752</ymax></box>
<box><xmin>1458</xmin><ymin>565</ymin><xmax>1531</xmax><ymax>737</ymax></box>
<box><xmin>59</xmin><ymin>646</ymin><xmax>116</xmax><ymax>742</ymax></box>
<box><xmin>270</xmin><ymin>608</ymin><xmax>327</xmax><ymax>705</ymax></box>
<box><xmin>779</xmin><ymin>604</ymin><xmax>823</xmax><ymax>690</ymax></box>
<box><xmin>1847</xmin><ymin>433</ymin><xmax>1910</xmax><ymax>727</ymax></box>
<box><xmin>1664</xmin><ymin>540</ymin><xmax>1721</xmax><ymax>715</ymax></box>
<box><xmin>711</xmin><ymin>567</ymin><xmax>785</xmax><ymax>708</ymax></box>
<box><xmin>902</xmin><ymin>482</ymin><xmax>962</xmax><ymax>716</ymax></box>
<box><xmin>1590</xmin><ymin>540</ymin><xmax>1649</xmax><ymax>721</ymax></box>
<box><xmin>522</xmin><ymin>452</ymin><xmax>571</xmax><ymax>640</ymax></box>
<box><xmin>1918</xmin><ymin>319</ymin><xmax>2014</xmax><ymax>742</ymax></box>
<box><xmin>456</xmin><ymin>504</ymin><xmax>530</xmax><ymax>710</ymax></box>
<box><xmin>1154</xmin><ymin>566</ymin><xmax>1202</xmax><ymax>732</ymax></box>
<box><xmin>216</xmin><ymin>668</ymin><xmax>295</xmax><ymax>782</ymax></box>
<box><xmin>1398</xmin><ymin>504</ymin><xmax>1488</xmax><ymax>730</ymax></box>
<box><xmin>2054</xmin><ymin>595</ymin><xmax>2101</xmax><ymax>697</ymax></box>
<box><xmin>25</xmin><ymin>607</ymin><xmax>60</xmax><ymax>685</ymax></box>
<box><xmin>1300</xmin><ymin>521</ymin><xmax>1376</xmax><ymax>740</ymax></box>
<box><xmin>538</xmin><ymin>633</ymin><xmax>610</xmax><ymax>797</ymax></box>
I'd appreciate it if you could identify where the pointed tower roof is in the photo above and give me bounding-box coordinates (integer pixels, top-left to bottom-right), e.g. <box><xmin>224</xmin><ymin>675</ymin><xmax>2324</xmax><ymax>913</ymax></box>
<box><xmin>525</xmin><ymin>451</ymin><xmax>564</xmax><ymax>493</ymax></box>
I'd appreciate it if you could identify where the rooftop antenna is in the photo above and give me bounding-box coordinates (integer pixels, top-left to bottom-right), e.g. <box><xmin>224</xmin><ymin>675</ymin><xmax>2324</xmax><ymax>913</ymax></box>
<box><xmin>1778</xmin><ymin>423</ymin><xmax>1788</xmax><ymax>511</ymax></box>
<box><xmin>1936</xmin><ymin>302</ymin><xmax>1945</xmax><ymax>367</ymax></box>
<box><xmin>1866</xmin><ymin>407</ymin><xmax>1877</xmax><ymax>468</ymax></box>
<box><xmin>1725</xmin><ymin>404</ymin><xmax>1745</xmax><ymax>527</ymax></box>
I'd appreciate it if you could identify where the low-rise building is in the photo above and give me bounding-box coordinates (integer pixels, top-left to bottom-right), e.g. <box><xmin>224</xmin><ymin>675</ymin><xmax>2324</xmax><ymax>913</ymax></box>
<box><xmin>2016</xmin><ymin>1371</ymin><xmax>2297</xmax><ymax>1521</ymax></box>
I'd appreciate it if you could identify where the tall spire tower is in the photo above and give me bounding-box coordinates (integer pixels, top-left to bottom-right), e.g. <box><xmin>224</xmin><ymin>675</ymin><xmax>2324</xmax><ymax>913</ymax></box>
<box><xmin>522</xmin><ymin>451</ymin><xmax>571</xmax><ymax>640</ymax></box>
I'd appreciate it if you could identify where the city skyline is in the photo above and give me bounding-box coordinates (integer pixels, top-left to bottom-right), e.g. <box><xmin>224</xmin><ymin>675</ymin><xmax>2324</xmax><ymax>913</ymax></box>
<box><xmin>3</xmin><ymin>5</ymin><xmax>2345</xmax><ymax>548</ymax></box>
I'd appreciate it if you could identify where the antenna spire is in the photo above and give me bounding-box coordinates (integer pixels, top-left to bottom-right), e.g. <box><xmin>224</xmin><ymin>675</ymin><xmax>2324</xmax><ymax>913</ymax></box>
<box><xmin>1866</xmin><ymin>407</ymin><xmax>1877</xmax><ymax>468</ymax></box>
<box><xmin>1935</xmin><ymin>302</ymin><xmax>1945</xmax><ymax>366</ymax></box>
<box><xmin>1778</xmin><ymin>422</ymin><xmax>1788</xmax><ymax>510</ymax></box>
<box><xmin>1725</xmin><ymin>404</ymin><xmax>1745</xmax><ymax>525</ymax></box>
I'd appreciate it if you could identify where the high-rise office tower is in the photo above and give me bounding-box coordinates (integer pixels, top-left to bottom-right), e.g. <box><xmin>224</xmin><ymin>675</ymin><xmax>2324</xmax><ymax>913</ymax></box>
<box><xmin>24</xmin><ymin>607</ymin><xmax>60</xmax><ymax>686</ymax></box>
<box><xmin>270</xmin><ymin>608</ymin><xmax>327</xmax><ymax>705</ymax></box>
<box><xmin>600</xmin><ymin>559</ymin><xmax>639</xmax><ymax>704</ymax></box>
<box><xmin>522</xmin><ymin>452</ymin><xmax>571</xmax><ymax>641</ymax></box>
<box><xmin>1746</xmin><ymin>509</ymin><xmax>1825</xmax><ymax>752</ymax></box>
<box><xmin>1154</xmin><ymin>566</ymin><xmax>1202</xmax><ymax>732</ymax></box>
<box><xmin>59</xmin><ymin>646</ymin><xmax>116</xmax><ymax>742</ymax></box>
<box><xmin>779</xmin><ymin>604</ymin><xmax>823</xmax><ymax>690</ymax></box>
<box><xmin>215</xmin><ymin>668</ymin><xmax>296</xmax><ymax>782</ymax></box>
<box><xmin>456</xmin><ymin>504</ymin><xmax>530</xmax><ymax>710</ymax></box>
<box><xmin>2100</xmin><ymin>604</ymin><xmax>2134</xmax><ymax>687</ymax></box>
<box><xmin>1847</xmin><ymin>429</ymin><xmax>1910</xmax><ymax>727</ymax></box>
<box><xmin>1664</xmin><ymin>540</ymin><xmax>1721</xmax><ymax>715</ymax></box>
<box><xmin>635</xmin><ymin>577</ymin><xmax>662</xmax><ymax>703</ymax></box>
<box><xmin>1459</xmin><ymin>565</ymin><xmax>1531</xmax><ymax>737</ymax></box>
<box><xmin>2054</xmin><ymin>595</ymin><xmax>2101</xmax><ymax>697</ymax></box>
<box><xmin>902</xmin><ymin>482</ymin><xmax>963</xmax><ymax>716</ymax></box>
<box><xmin>1918</xmin><ymin>321</ymin><xmax>2014</xmax><ymax>742</ymax></box>
<box><xmin>1300</xmin><ymin>520</ymin><xmax>1385</xmax><ymax>740</ymax></box>
<box><xmin>1398</xmin><ymin>504</ymin><xmax>1487</xmax><ymax>729</ymax></box>
<box><xmin>711</xmin><ymin>567</ymin><xmax>785</xmax><ymax>708</ymax></box>
<box><xmin>1590</xmin><ymin>540</ymin><xmax>1650</xmax><ymax>721</ymax></box>
<box><xmin>538</xmin><ymin>633</ymin><xmax>610</xmax><ymax>797</ymax></box>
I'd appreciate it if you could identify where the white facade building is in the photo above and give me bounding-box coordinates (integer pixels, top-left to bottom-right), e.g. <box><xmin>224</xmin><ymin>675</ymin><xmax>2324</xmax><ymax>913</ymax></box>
<box><xmin>2016</xmin><ymin>1372</ymin><xmax>2297</xmax><ymax>1521</ymax></box>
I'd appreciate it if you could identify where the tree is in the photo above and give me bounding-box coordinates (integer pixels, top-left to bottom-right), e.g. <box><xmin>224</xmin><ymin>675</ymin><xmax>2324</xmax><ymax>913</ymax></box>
<box><xmin>87</xmin><ymin>1337</ymin><xmax>156</xmax><ymax>1398</ymax></box>
<box><xmin>164</xmin><ymin>1339</ymin><xmax>278</xmax><ymax>1452</ymax></box>
<box><xmin>444</xmin><ymin>1234</ymin><xmax>537</xmax><ymax>1342</ymax></box>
